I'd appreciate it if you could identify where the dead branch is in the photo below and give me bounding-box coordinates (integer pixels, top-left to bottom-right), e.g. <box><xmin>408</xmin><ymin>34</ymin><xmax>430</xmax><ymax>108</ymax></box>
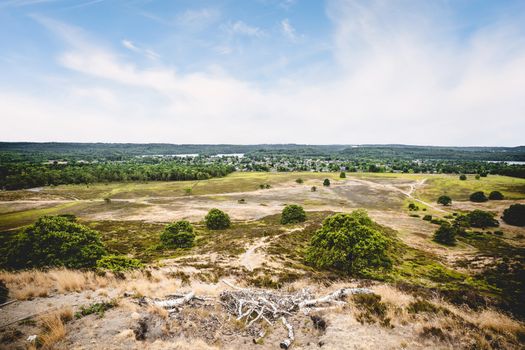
<box><xmin>280</xmin><ymin>317</ymin><xmax>294</xmax><ymax>349</ymax></box>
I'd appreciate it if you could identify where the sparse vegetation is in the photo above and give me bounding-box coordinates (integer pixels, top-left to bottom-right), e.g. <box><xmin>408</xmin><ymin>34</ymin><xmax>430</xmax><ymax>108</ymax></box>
<box><xmin>459</xmin><ymin>174</ymin><xmax>467</xmax><ymax>180</ymax></box>
<box><xmin>323</xmin><ymin>178</ymin><xmax>330</xmax><ymax>187</ymax></box>
<box><xmin>75</xmin><ymin>300</ymin><xmax>118</xmax><ymax>318</ymax></box>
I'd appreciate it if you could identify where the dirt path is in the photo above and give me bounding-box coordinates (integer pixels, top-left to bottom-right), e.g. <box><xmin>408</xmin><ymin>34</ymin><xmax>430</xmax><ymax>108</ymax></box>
<box><xmin>239</xmin><ymin>227</ymin><xmax>303</xmax><ymax>271</ymax></box>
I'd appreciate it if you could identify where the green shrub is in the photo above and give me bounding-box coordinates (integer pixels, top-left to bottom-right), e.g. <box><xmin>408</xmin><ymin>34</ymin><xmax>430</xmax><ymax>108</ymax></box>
<box><xmin>205</xmin><ymin>208</ymin><xmax>231</xmax><ymax>230</ymax></box>
<box><xmin>502</xmin><ymin>204</ymin><xmax>525</xmax><ymax>226</ymax></box>
<box><xmin>469</xmin><ymin>191</ymin><xmax>488</xmax><ymax>202</ymax></box>
<box><xmin>305</xmin><ymin>210</ymin><xmax>392</xmax><ymax>275</ymax></box>
<box><xmin>311</xmin><ymin>186</ymin><xmax>317</xmax><ymax>192</ymax></box>
<box><xmin>340</xmin><ymin>171</ymin><xmax>346</xmax><ymax>178</ymax></box>
<box><xmin>422</xmin><ymin>215</ymin><xmax>433</xmax><ymax>221</ymax></box>
<box><xmin>96</xmin><ymin>255</ymin><xmax>143</xmax><ymax>272</ymax></box>
<box><xmin>433</xmin><ymin>222</ymin><xmax>457</xmax><ymax>246</ymax></box>
<box><xmin>160</xmin><ymin>220</ymin><xmax>196</xmax><ymax>248</ymax></box>
<box><xmin>5</xmin><ymin>215</ymin><xmax>106</xmax><ymax>269</ymax></box>
<box><xmin>466</xmin><ymin>210</ymin><xmax>499</xmax><ymax>228</ymax></box>
<box><xmin>459</xmin><ymin>174</ymin><xmax>467</xmax><ymax>180</ymax></box>
<box><xmin>488</xmin><ymin>191</ymin><xmax>504</xmax><ymax>200</ymax></box>
<box><xmin>281</xmin><ymin>204</ymin><xmax>307</xmax><ymax>224</ymax></box>
<box><xmin>323</xmin><ymin>178</ymin><xmax>330</xmax><ymax>187</ymax></box>
<box><xmin>295</xmin><ymin>178</ymin><xmax>304</xmax><ymax>184</ymax></box>
<box><xmin>475</xmin><ymin>174</ymin><xmax>481</xmax><ymax>180</ymax></box>
<box><xmin>437</xmin><ymin>195</ymin><xmax>452</xmax><ymax>206</ymax></box>
<box><xmin>75</xmin><ymin>300</ymin><xmax>118</xmax><ymax>319</ymax></box>
<box><xmin>408</xmin><ymin>203</ymin><xmax>419</xmax><ymax>211</ymax></box>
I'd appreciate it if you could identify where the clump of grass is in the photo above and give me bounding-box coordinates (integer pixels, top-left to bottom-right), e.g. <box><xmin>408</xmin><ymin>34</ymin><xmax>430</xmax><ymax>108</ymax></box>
<box><xmin>351</xmin><ymin>293</ymin><xmax>391</xmax><ymax>327</ymax></box>
<box><xmin>407</xmin><ymin>299</ymin><xmax>442</xmax><ymax>314</ymax></box>
<box><xmin>166</xmin><ymin>271</ymin><xmax>191</xmax><ymax>286</ymax></box>
<box><xmin>39</xmin><ymin>311</ymin><xmax>68</xmax><ymax>349</ymax></box>
<box><xmin>75</xmin><ymin>299</ymin><xmax>118</xmax><ymax>319</ymax></box>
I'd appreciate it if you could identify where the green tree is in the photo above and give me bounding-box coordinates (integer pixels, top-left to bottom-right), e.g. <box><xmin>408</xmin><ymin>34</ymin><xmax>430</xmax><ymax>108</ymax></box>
<box><xmin>433</xmin><ymin>222</ymin><xmax>457</xmax><ymax>246</ymax></box>
<box><xmin>459</xmin><ymin>174</ymin><xmax>467</xmax><ymax>180</ymax></box>
<box><xmin>339</xmin><ymin>171</ymin><xmax>346</xmax><ymax>178</ymax></box>
<box><xmin>502</xmin><ymin>204</ymin><xmax>525</xmax><ymax>226</ymax></box>
<box><xmin>323</xmin><ymin>178</ymin><xmax>331</xmax><ymax>187</ymax></box>
<box><xmin>205</xmin><ymin>208</ymin><xmax>231</xmax><ymax>230</ymax></box>
<box><xmin>305</xmin><ymin>210</ymin><xmax>392</xmax><ymax>275</ymax></box>
<box><xmin>281</xmin><ymin>204</ymin><xmax>307</xmax><ymax>224</ymax></box>
<box><xmin>6</xmin><ymin>215</ymin><xmax>106</xmax><ymax>269</ymax></box>
<box><xmin>469</xmin><ymin>191</ymin><xmax>488</xmax><ymax>202</ymax></box>
<box><xmin>160</xmin><ymin>220</ymin><xmax>195</xmax><ymax>248</ymax></box>
<box><xmin>467</xmin><ymin>210</ymin><xmax>499</xmax><ymax>228</ymax></box>
<box><xmin>488</xmin><ymin>191</ymin><xmax>504</xmax><ymax>200</ymax></box>
<box><xmin>437</xmin><ymin>195</ymin><xmax>452</xmax><ymax>206</ymax></box>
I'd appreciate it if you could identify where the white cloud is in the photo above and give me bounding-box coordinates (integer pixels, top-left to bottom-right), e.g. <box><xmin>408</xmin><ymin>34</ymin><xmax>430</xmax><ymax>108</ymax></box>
<box><xmin>122</xmin><ymin>39</ymin><xmax>160</xmax><ymax>60</ymax></box>
<box><xmin>225</xmin><ymin>21</ymin><xmax>265</xmax><ymax>38</ymax></box>
<box><xmin>281</xmin><ymin>19</ymin><xmax>297</xmax><ymax>42</ymax></box>
<box><xmin>2</xmin><ymin>1</ymin><xmax>525</xmax><ymax>145</ymax></box>
<box><xmin>176</xmin><ymin>8</ymin><xmax>220</xmax><ymax>28</ymax></box>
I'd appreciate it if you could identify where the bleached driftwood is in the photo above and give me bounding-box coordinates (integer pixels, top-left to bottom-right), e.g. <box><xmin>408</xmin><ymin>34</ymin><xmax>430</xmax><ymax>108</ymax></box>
<box><xmin>280</xmin><ymin>317</ymin><xmax>294</xmax><ymax>349</ymax></box>
<box><xmin>154</xmin><ymin>291</ymin><xmax>195</xmax><ymax>309</ymax></box>
<box><xmin>220</xmin><ymin>280</ymin><xmax>373</xmax><ymax>349</ymax></box>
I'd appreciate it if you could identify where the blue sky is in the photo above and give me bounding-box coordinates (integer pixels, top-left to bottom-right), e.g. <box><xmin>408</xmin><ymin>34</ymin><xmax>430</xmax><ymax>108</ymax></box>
<box><xmin>1</xmin><ymin>0</ymin><xmax>524</xmax><ymax>145</ymax></box>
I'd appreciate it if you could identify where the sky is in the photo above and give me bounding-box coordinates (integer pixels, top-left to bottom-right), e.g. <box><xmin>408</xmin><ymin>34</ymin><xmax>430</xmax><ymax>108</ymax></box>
<box><xmin>0</xmin><ymin>0</ymin><xmax>524</xmax><ymax>146</ymax></box>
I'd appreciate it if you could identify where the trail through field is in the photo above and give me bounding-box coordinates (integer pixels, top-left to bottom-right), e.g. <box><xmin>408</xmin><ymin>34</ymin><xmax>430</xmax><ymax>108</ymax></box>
<box><xmin>239</xmin><ymin>227</ymin><xmax>303</xmax><ymax>271</ymax></box>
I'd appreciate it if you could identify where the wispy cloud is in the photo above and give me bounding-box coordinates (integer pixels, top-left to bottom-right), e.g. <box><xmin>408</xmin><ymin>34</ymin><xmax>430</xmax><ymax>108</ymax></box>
<box><xmin>281</xmin><ymin>18</ymin><xmax>297</xmax><ymax>42</ymax></box>
<box><xmin>122</xmin><ymin>39</ymin><xmax>160</xmax><ymax>60</ymax></box>
<box><xmin>225</xmin><ymin>20</ymin><xmax>265</xmax><ymax>38</ymax></box>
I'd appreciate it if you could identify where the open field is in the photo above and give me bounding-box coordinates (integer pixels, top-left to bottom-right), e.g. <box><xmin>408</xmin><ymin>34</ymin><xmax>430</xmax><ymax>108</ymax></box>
<box><xmin>1</xmin><ymin>171</ymin><xmax>524</xmax><ymax>349</ymax></box>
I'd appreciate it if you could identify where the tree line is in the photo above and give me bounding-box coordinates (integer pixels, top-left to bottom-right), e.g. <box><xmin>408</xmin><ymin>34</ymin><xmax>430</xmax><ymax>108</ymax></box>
<box><xmin>0</xmin><ymin>161</ymin><xmax>235</xmax><ymax>190</ymax></box>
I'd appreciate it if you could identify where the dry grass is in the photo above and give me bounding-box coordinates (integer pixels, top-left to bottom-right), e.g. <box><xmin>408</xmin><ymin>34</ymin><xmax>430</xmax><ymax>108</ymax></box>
<box><xmin>38</xmin><ymin>311</ymin><xmax>68</xmax><ymax>349</ymax></box>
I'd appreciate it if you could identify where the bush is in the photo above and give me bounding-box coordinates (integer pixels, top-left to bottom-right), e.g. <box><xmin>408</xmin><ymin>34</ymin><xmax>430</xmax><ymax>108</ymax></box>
<box><xmin>466</xmin><ymin>210</ymin><xmax>499</xmax><ymax>228</ymax></box>
<box><xmin>205</xmin><ymin>208</ymin><xmax>231</xmax><ymax>230</ymax></box>
<box><xmin>340</xmin><ymin>172</ymin><xmax>346</xmax><ymax>178</ymax></box>
<box><xmin>5</xmin><ymin>215</ymin><xmax>106</xmax><ymax>269</ymax></box>
<box><xmin>305</xmin><ymin>210</ymin><xmax>393</xmax><ymax>275</ymax></box>
<box><xmin>281</xmin><ymin>204</ymin><xmax>307</xmax><ymax>224</ymax></box>
<box><xmin>311</xmin><ymin>186</ymin><xmax>317</xmax><ymax>192</ymax></box>
<box><xmin>323</xmin><ymin>179</ymin><xmax>330</xmax><ymax>187</ymax></box>
<box><xmin>295</xmin><ymin>178</ymin><xmax>304</xmax><ymax>184</ymax></box>
<box><xmin>459</xmin><ymin>174</ymin><xmax>467</xmax><ymax>180</ymax></box>
<box><xmin>469</xmin><ymin>191</ymin><xmax>488</xmax><ymax>202</ymax></box>
<box><xmin>488</xmin><ymin>191</ymin><xmax>504</xmax><ymax>200</ymax></box>
<box><xmin>502</xmin><ymin>204</ymin><xmax>525</xmax><ymax>226</ymax></box>
<box><xmin>475</xmin><ymin>174</ymin><xmax>481</xmax><ymax>180</ymax></box>
<box><xmin>160</xmin><ymin>220</ymin><xmax>196</xmax><ymax>248</ymax></box>
<box><xmin>422</xmin><ymin>215</ymin><xmax>433</xmax><ymax>221</ymax></box>
<box><xmin>437</xmin><ymin>195</ymin><xmax>452</xmax><ymax>206</ymax></box>
<box><xmin>433</xmin><ymin>222</ymin><xmax>457</xmax><ymax>245</ymax></box>
<box><xmin>408</xmin><ymin>203</ymin><xmax>419</xmax><ymax>211</ymax></box>
<box><xmin>96</xmin><ymin>255</ymin><xmax>143</xmax><ymax>272</ymax></box>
